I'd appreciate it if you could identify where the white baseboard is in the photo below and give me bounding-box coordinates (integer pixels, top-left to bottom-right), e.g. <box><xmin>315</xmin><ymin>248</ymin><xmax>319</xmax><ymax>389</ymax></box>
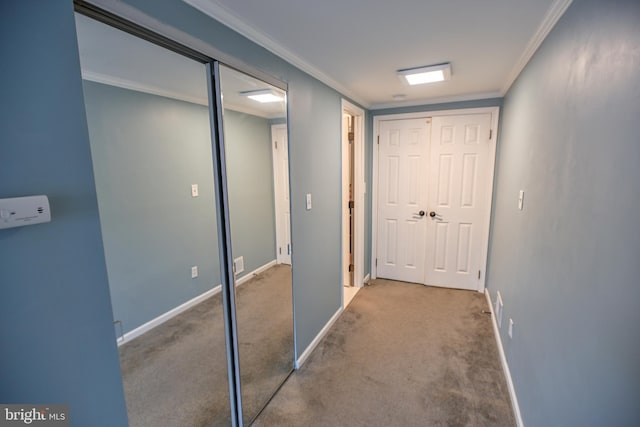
<box><xmin>295</xmin><ymin>306</ymin><xmax>343</xmax><ymax>370</ymax></box>
<box><xmin>235</xmin><ymin>259</ymin><xmax>277</xmax><ymax>286</ymax></box>
<box><xmin>117</xmin><ymin>259</ymin><xmax>278</xmax><ymax>346</ymax></box>
<box><xmin>118</xmin><ymin>285</ymin><xmax>221</xmax><ymax>346</ymax></box>
<box><xmin>484</xmin><ymin>288</ymin><xmax>524</xmax><ymax>427</ymax></box>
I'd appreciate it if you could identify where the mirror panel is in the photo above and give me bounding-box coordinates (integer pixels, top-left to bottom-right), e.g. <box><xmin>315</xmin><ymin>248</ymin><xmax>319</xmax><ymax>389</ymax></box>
<box><xmin>76</xmin><ymin>14</ymin><xmax>232</xmax><ymax>427</ymax></box>
<box><xmin>218</xmin><ymin>64</ymin><xmax>294</xmax><ymax>424</ymax></box>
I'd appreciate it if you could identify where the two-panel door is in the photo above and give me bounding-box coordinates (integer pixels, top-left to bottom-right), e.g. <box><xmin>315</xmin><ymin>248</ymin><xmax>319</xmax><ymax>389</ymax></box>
<box><xmin>376</xmin><ymin>113</ymin><xmax>493</xmax><ymax>291</ymax></box>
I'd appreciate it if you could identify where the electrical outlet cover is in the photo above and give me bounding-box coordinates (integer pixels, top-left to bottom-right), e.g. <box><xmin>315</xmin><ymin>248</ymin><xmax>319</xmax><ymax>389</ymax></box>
<box><xmin>234</xmin><ymin>256</ymin><xmax>244</xmax><ymax>274</ymax></box>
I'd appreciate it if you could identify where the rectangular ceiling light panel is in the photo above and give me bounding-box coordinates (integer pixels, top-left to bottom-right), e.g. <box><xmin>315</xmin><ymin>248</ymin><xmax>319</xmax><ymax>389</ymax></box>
<box><xmin>398</xmin><ymin>63</ymin><xmax>451</xmax><ymax>85</ymax></box>
<box><xmin>241</xmin><ymin>89</ymin><xmax>284</xmax><ymax>103</ymax></box>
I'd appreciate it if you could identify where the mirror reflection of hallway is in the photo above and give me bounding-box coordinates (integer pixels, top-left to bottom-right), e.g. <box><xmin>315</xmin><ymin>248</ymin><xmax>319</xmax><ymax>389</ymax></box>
<box><xmin>76</xmin><ymin>13</ymin><xmax>232</xmax><ymax>426</ymax></box>
<box><xmin>218</xmin><ymin>64</ymin><xmax>295</xmax><ymax>425</ymax></box>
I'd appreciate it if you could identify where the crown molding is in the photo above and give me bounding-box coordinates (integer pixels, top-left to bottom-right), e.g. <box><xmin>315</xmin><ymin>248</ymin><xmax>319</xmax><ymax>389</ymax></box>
<box><xmin>82</xmin><ymin>70</ymin><xmax>209</xmax><ymax>106</ymax></box>
<box><xmin>182</xmin><ymin>0</ymin><xmax>370</xmax><ymax>108</ymax></box>
<box><xmin>223</xmin><ymin>103</ymin><xmax>285</xmax><ymax>120</ymax></box>
<box><xmin>370</xmin><ymin>91</ymin><xmax>502</xmax><ymax>111</ymax></box>
<box><xmin>501</xmin><ymin>0</ymin><xmax>573</xmax><ymax>95</ymax></box>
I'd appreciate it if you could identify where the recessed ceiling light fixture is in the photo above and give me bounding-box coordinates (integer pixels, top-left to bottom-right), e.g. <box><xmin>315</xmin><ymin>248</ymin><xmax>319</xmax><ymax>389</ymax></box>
<box><xmin>397</xmin><ymin>63</ymin><xmax>451</xmax><ymax>86</ymax></box>
<box><xmin>241</xmin><ymin>89</ymin><xmax>284</xmax><ymax>103</ymax></box>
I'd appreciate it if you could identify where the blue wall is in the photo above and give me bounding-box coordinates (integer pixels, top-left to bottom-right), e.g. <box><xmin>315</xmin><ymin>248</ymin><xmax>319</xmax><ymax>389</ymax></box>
<box><xmin>83</xmin><ymin>81</ymin><xmax>220</xmax><ymax>334</ymax></box>
<box><xmin>84</xmin><ymin>81</ymin><xmax>280</xmax><ymax>335</ymax></box>
<box><xmin>487</xmin><ymin>0</ymin><xmax>640</xmax><ymax>425</ymax></box>
<box><xmin>223</xmin><ymin>109</ymin><xmax>277</xmax><ymax>278</ymax></box>
<box><xmin>0</xmin><ymin>2</ymin><xmax>129</xmax><ymax>426</ymax></box>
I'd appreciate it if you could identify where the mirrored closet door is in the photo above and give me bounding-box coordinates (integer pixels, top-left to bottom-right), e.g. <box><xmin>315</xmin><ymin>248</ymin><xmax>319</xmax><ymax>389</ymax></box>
<box><xmin>217</xmin><ymin>64</ymin><xmax>294</xmax><ymax>425</ymax></box>
<box><xmin>76</xmin><ymin>6</ymin><xmax>295</xmax><ymax>426</ymax></box>
<box><xmin>76</xmin><ymin>13</ymin><xmax>233</xmax><ymax>427</ymax></box>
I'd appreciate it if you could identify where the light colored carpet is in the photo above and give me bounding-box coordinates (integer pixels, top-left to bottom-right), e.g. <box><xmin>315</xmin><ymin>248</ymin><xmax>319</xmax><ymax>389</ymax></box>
<box><xmin>253</xmin><ymin>279</ymin><xmax>516</xmax><ymax>427</ymax></box>
<box><xmin>235</xmin><ymin>264</ymin><xmax>294</xmax><ymax>424</ymax></box>
<box><xmin>118</xmin><ymin>264</ymin><xmax>293</xmax><ymax>427</ymax></box>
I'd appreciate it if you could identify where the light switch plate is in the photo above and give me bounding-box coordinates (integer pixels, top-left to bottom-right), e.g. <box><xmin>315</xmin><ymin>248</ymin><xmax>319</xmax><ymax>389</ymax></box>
<box><xmin>306</xmin><ymin>193</ymin><xmax>312</xmax><ymax>210</ymax></box>
<box><xmin>191</xmin><ymin>184</ymin><xmax>199</xmax><ymax>197</ymax></box>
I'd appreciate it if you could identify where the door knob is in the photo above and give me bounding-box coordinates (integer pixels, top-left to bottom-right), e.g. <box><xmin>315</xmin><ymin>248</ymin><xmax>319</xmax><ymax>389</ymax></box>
<box><xmin>429</xmin><ymin>211</ymin><xmax>440</xmax><ymax>218</ymax></box>
<box><xmin>418</xmin><ymin>210</ymin><xmax>425</xmax><ymax>217</ymax></box>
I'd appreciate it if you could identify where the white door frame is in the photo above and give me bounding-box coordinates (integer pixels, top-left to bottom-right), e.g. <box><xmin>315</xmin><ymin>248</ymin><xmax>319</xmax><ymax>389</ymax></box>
<box><xmin>342</xmin><ymin>99</ymin><xmax>366</xmax><ymax>290</ymax></box>
<box><xmin>272</xmin><ymin>123</ymin><xmax>291</xmax><ymax>265</ymax></box>
<box><xmin>371</xmin><ymin>107</ymin><xmax>499</xmax><ymax>292</ymax></box>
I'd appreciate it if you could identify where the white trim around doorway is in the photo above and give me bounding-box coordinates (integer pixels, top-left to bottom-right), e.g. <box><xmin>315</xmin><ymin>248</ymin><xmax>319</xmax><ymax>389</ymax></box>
<box><xmin>272</xmin><ymin>123</ymin><xmax>291</xmax><ymax>265</ymax></box>
<box><xmin>341</xmin><ymin>99</ymin><xmax>366</xmax><ymax>303</ymax></box>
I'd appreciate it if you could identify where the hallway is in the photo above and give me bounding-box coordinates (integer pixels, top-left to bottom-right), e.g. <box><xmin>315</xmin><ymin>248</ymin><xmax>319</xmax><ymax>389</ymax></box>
<box><xmin>254</xmin><ymin>280</ymin><xmax>515</xmax><ymax>426</ymax></box>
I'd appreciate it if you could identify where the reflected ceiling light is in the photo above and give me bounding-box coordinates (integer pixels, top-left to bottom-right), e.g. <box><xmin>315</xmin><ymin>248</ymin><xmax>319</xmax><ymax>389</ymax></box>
<box><xmin>397</xmin><ymin>63</ymin><xmax>451</xmax><ymax>85</ymax></box>
<box><xmin>241</xmin><ymin>89</ymin><xmax>284</xmax><ymax>103</ymax></box>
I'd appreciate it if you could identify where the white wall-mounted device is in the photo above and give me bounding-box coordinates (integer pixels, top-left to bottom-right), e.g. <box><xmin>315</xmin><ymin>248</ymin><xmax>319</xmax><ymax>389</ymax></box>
<box><xmin>518</xmin><ymin>190</ymin><xmax>525</xmax><ymax>210</ymax></box>
<box><xmin>0</xmin><ymin>195</ymin><xmax>51</xmax><ymax>230</ymax></box>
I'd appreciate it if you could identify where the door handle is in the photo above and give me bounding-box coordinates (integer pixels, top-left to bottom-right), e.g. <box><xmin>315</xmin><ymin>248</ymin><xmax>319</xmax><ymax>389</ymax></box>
<box><xmin>429</xmin><ymin>211</ymin><xmax>443</xmax><ymax>220</ymax></box>
<box><xmin>412</xmin><ymin>210</ymin><xmax>426</xmax><ymax>219</ymax></box>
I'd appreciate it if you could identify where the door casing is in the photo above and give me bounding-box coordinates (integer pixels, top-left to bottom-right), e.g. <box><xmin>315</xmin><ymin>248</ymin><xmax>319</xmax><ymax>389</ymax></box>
<box><xmin>272</xmin><ymin>123</ymin><xmax>292</xmax><ymax>265</ymax></box>
<box><xmin>342</xmin><ymin>99</ymin><xmax>366</xmax><ymax>295</ymax></box>
<box><xmin>371</xmin><ymin>107</ymin><xmax>499</xmax><ymax>292</ymax></box>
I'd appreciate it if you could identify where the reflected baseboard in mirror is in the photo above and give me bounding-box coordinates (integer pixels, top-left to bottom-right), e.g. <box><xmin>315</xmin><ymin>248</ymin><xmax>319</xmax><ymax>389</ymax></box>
<box><xmin>118</xmin><ymin>292</ymin><xmax>231</xmax><ymax>427</ymax></box>
<box><xmin>117</xmin><ymin>264</ymin><xmax>293</xmax><ymax>427</ymax></box>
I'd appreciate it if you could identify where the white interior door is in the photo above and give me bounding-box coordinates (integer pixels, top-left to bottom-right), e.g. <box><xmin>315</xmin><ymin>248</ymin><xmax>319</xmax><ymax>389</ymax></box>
<box><xmin>272</xmin><ymin>124</ymin><xmax>291</xmax><ymax>265</ymax></box>
<box><xmin>425</xmin><ymin>114</ymin><xmax>492</xmax><ymax>290</ymax></box>
<box><xmin>376</xmin><ymin>119</ymin><xmax>430</xmax><ymax>283</ymax></box>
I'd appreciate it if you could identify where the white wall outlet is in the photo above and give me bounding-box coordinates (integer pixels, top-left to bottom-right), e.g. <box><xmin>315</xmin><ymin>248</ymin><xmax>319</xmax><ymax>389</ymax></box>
<box><xmin>191</xmin><ymin>265</ymin><xmax>198</xmax><ymax>279</ymax></box>
<box><xmin>508</xmin><ymin>318</ymin><xmax>514</xmax><ymax>339</ymax></box>
<box><xmin>191</xmin><ymin>184</ymin><xmax>199</xmax><ymax>197</ymax></box>
<box><xmin>495</xmin><ymin>291</ymin><xmax>504</xmax><ymax>328</ymax></box>
<box><xmin>306</xmin><ymin>193</ymin><xmax>312</xmax><ymax>210</ymax></box>
<box><xmin>233</xmin><ymin>256</ymin><xmax>244</xmax><ymax>275</ymax></box>
<box><xmin>518</xmin><ymin>190</ymin><xmax>524</xmax><ymax>210</ymax></box>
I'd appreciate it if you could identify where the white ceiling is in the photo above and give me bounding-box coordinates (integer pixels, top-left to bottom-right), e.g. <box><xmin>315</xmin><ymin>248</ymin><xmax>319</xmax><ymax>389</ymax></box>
<box><xmin>219</xmin><ymin>65</ymin><xmax>287</xmax><ymax>119</ymax></box>
<box><xmin>183</xmin><ymin>0</ymin><xmax>573</xmax><ymax>109</ymax></box>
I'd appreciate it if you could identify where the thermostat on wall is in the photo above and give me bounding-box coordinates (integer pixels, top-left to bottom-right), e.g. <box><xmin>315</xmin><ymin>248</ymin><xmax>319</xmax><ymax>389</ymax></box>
<box><xmin>0</xmin><ymin>195</ymin><xmax>51</xmax><ymax>230</ymax></box>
